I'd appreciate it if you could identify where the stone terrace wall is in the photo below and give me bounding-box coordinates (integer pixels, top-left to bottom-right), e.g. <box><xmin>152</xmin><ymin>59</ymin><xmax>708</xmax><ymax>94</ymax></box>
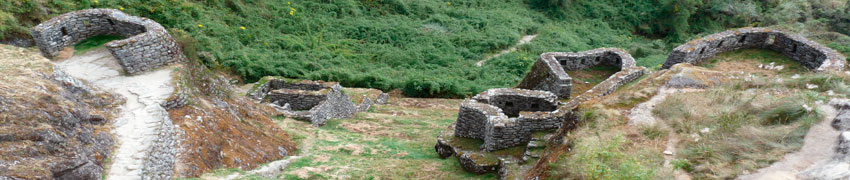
<box><xmin>472</xmin><ymin>88</ymin><xmax>558</xmax><ymax>117</ymax></box>
<box><xmin>662</xmin><ymin>27</ymin><xmax>845</xmax><ymax>72</ymax></box>
<box><xmin>517</xmin><ymin>48</ymin><xmax>637</xmax><ymax>98</ymax></box>
<box><xmin>31</xmin><ymin>8</ymin><xmax>184</xmax><ymax>74</ymax></box>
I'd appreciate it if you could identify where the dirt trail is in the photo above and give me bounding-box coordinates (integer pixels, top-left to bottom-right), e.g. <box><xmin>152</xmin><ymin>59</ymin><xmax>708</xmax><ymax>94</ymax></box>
<box><xmin>628</xmin><ymin>88</ymin><xmax>702</xmax><ymax>180</ymax></box>
<box><xmin>737</xmin><ymin>104</ymin><xmax>839</xmax><ymax>180</ymax></box>
<box><xmin>55</xmin><ymin>49</ymin><xmax>174</xmax><ymax>180</ymax></box>
<box><xmin>475</xmin><ymin>34</ymin><xmax>537</xmax><ymax>67</ymax></box>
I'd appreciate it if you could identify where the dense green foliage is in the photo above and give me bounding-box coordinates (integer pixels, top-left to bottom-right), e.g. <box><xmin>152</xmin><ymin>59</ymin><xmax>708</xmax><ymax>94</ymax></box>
<box><xmin>1</xmin><ymin>0</ymin><xmax>848</xmax><ymax>97</ymax></box>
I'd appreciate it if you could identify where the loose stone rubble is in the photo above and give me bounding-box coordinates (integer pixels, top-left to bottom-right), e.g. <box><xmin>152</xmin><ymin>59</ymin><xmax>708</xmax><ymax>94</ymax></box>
<box><xmin>31</xmin><ymin>8</ymin><xmax>184</xmax><ymax>74</ymax></box>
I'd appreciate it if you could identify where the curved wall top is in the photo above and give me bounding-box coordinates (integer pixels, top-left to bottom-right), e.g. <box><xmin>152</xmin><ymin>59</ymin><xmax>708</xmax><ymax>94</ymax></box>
<box><xmin>31</xmin><ymin>8</ymin><xmax>184</xmax><ymax>74</ymax></box>
<box><xmin>662</xmin><ymin>28</ymin><xmax>845</xmax><ymax>72</ymax></box>
<box><xmin>517</xmin><ymin>48</ymin><xmax>638</xmax><ymax>98</ymax></box>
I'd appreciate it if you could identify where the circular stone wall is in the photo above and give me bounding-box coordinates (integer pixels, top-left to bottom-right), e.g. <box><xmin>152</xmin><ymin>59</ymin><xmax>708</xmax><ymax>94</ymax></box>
<box><xmin>662</xmin><ymin>28</ymin><xmax>845</xmax><ymax>72</ymax></box>
<box><xmin>31</xmin><ymin>8</ymin><xmax>184</xmax><ymax>74</ymax></box>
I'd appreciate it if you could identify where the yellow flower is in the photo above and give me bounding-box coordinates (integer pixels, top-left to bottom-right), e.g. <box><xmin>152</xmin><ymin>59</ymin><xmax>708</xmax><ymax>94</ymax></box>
<box><xmin>93</xmin><ymin>0</ymin><xmax>98</xmax><ymax>4</ymax></box>
<box><xmin>288</xmin><ymin>2</ymin><xmax>291</xmax><ymax>5</ymax></box>
<box><xmin>289</xmin><ymin>11</ymin><xmax>294</xmax><ymax>15</ymax></box>
<box><xmin>198</xmin><ymin>24</ymin><xmax>203</xmax><ymax>28</ymax></box>
<box><xmin>628</xmin><ymin>36</ymin><xmax>632</xmax><ymax>40</ymax></box>
<box><xmin>119</xmin><ymin>7</ymin><xmax>124</xmax><ymax>11</ymax></box>
<box><xmin>240</xmin><ymin>26</ymin><xmax>246</xmax><ymax>30</ymax></box>
<box><xmin>264</xmin><ymin>42</ymin><xmax>269</xmax><ymax>46</ymax></box>
<box><xmin>291</xmin><ymin>7</ymin><xmax>296</xmax><ymax>11</ymax></box>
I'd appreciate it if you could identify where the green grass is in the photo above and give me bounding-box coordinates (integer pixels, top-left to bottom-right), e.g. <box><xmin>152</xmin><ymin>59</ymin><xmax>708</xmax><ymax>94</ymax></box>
<box><xmin>73</xmin><ymin>35</ymin><xmax>123</xmax><ymax>54</ymax></box>
<box><xmin>654</xmin><ymin>84</ymin><xmax>825</xmax><ymax>179</ymax></box>
<box><xmin>207</xmin><ymin>97</ymin><xmax>499</xmax><ymax>179</ymax></box>
<box><xmin>12</xmin><ymin>0</ymin><xmax>849</xmax><ymax>97</ymax></box>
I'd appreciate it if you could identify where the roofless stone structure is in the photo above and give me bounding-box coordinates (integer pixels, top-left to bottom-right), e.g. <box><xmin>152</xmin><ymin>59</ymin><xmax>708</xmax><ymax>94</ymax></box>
<box><xmin>453</xmin><ymin>88</ymin><xmax>563</xmax><ymax>151</ymax></box>
<box><xmin>31</xmin><ymin>8</ymin><xmax>184</xmax><ymax>74</ymax></box>
<box><xmin>663</xmin><ymin>27</ymin><xmax>845</xmax><ymax>72</ymax></box>
<box><xmin>517</xmin><ymin>48</ymin><xmax>641</xmax><ymax>98</ymax></box>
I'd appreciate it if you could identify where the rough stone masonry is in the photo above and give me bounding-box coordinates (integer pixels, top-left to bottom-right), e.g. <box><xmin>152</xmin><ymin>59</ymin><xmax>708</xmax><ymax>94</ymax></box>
<box><xmin>453</xmin><ymin>88</ymin><xmax>566</xmax><ymax>151</ymax></box>
<box><xmin>248</xmin><ymin>77</ymin><xmax>358</xmax><ymax>127</ymax></box>
<box><xmin>662</xmin><ymin>27</ymin><xmax>845</xmax><ymax>72</ymax></box>
<box><xmin>31</xmin><ymin>8</ymin><xmax>185</xmax><ymax>74</ymax></box>
<box><xmin>517</xmin><ymin>48</ymin><xmax>639</xmax><ymax>98</ymax></box>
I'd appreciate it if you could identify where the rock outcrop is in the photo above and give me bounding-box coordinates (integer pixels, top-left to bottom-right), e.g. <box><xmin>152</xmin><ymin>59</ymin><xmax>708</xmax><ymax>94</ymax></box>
<box><xmin>0</xmin><ymin>45</ymin><xmax>121</xmax><ymax>179</ymax></box>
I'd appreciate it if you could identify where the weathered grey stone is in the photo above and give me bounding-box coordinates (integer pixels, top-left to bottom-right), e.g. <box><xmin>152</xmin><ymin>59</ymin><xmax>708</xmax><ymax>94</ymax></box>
<box><xmin>834</xmin><ymin>109</ymin><xmax>850</xmax><ymax>131</ymax></box>
<box><xmin>309</xmin><ymin>85</ymin><xmax>357</xmax><ymax>127</ymax></box>
<box><xmin>472</xmin><ymin>88</ymin><xmax>558</xmax><ymax>117</ymax></box>
<box><xmin>457</xmin><ymin>152</ymin><xmax>500</xmax><ymax>174</ymax></box>
<box><xmin>517</xmin><ymin>48</ymin><xmax>637</xmax><ymax>98</ymax></box>
<box><xmin>31</xmin><ymin>9</ymin><xmax>185</xmax><ymax>75</ymax></box>
<box><xmin>357</xmin><ymin>95</ymin><xmax>373</xmax><ymax>112</ymax></box>
<box><xmin>797</xmin><ymin>132</ymin><xmax>850</xmax><ymax>180</ymax></box>
<box><xmin>435</xmin><ymin>138</ymin><xmax>456</xmax><ymax>159</ymax></box>
<box><xmin>140</xmin><ymin>106</ymin><xmax>180</xmax><ymax>180</ymax></box>
<box><xmin>662</xmin><ymin>27</ymin><xmax>845</xmax><ymax>72</ymax></box>
<box><xmin>376</xmin><ymin>93</ymin><xmax>390</xmax><ymax>104</ymax></box>
<box><xmin>453</xmin><ymin>88</ymin><xmax>564</xmax><ymax>151</ymax></box>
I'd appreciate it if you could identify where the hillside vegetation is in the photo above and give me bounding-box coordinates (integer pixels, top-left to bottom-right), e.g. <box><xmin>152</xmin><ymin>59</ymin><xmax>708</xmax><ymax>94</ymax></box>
<box><xmin>2</xmin><ymin>0</ymin><xmax>850</xmax><ymax>98</ymax></box>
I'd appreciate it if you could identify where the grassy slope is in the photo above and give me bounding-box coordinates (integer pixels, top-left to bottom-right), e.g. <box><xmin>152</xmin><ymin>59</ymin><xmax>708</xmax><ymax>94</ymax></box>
<box><xmin>191</xmin><ymin>92</ymin><xmax>495</xmax><ymax>179</ymax></box>
<box><xmin>2</xmin><ymin>1</ymin><xmax>848</xmax><ymax>97</ymax></box>
<box><xmin>542</xmin><ymin>49</ymin><xmax>850</xmax><ymax>179</ymax></box>
<box><xmin>17</xmin><ymin>0</ymin><xmax>843</xmax><ymax>97</ymax></box>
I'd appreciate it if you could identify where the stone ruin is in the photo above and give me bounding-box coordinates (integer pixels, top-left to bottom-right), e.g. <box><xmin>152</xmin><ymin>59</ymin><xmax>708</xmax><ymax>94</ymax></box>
<box><xmin>248</xmin><ymin>77</ymin><xmax>389</xmax><ymax>127</ymax></box>
<box><xmin>436</xmin><ymin>48</ymin><xmax>646</xmax><ymax>176</ymax></box>
<box><xmin>662</xmin><ymin>27</ymin><xmax>846</xmax><ymax>72</ymax></box>
<box><xmin>435</xmin><ymin>88</ymin><xmax>572</xmax><ymax>174</ymax></box>
<box><xmin>453</xmin><ymin>88</ymin><xmax>562</xmax><ymax>151</ymax></box>
<box><xmin>31</xmin><ymin>8</ymin><xmax>184</xmax><ymax>74</ymax></box>
<box><xmin>517</xmin><ymin>48</ymin><xmax>645</xmax><ymax>99</ymax></box>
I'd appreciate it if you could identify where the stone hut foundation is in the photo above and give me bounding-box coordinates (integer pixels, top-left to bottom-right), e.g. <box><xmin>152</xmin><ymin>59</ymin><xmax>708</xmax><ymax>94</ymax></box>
<box><xmin>31</xmin><ymin>8</ymin><xmax>185</xmax><ymax>74</ymax></box>
<box><xmin>517</xmin><ymin>48</ymin><xmax>644</xmax><ymax>99</ymax></box>
<box><xmin>248</xmin><ymin>77</ymin><xmax>389</xmax><ymax>127</ymax></box>
<box><xmin>662</xmin><ymin>27</ymin><xmax>845</xmax><ymax>72</ymax></box>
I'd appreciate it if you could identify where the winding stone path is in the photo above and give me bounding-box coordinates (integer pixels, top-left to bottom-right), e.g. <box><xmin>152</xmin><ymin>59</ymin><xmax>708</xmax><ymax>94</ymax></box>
<box><xmin>55</xmin><ymin>48</ymin><xmax>175</xmax><ymax>180</ymax></box>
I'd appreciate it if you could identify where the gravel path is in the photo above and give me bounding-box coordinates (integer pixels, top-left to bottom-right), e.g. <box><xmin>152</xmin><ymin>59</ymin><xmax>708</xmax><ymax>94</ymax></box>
<box><xmin>737</xmin><ymin>104</ymin><xmax>839</xmax><ymax>180</ymax></box>
<box><xmin>55</xmin><ymin>49</ymin><xmax>175</xmax><ymax>180</ymax></box>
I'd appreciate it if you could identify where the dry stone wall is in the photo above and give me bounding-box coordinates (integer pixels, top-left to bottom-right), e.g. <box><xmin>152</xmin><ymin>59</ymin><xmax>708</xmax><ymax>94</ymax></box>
<box><xmin>565</xmin><ymin>66</ymin><xmax>645</xmax><ymax>108</ymax></box>
<box><xmin>518</xmin><ymin>48</ymin><xmax>637</xmax><ymax>98</ymax></box>
<box><xmin>31</xmin><ymin>9</ymin><xmax>184</xmax><ymax>74</ymax></box>
<box><xmin>248</xmin><ymin>77</ymin><xmax>357</xmax><ymax>127</ymax></box>
<box><xmin>662</xmin><ymin>27</ymin><xmax>845</xmax><ymax>72</ymax></box>
<box><xmin>453</xmin><ymin>88</ymin><xmax>562</xmax><ymax>151</ymax></box>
